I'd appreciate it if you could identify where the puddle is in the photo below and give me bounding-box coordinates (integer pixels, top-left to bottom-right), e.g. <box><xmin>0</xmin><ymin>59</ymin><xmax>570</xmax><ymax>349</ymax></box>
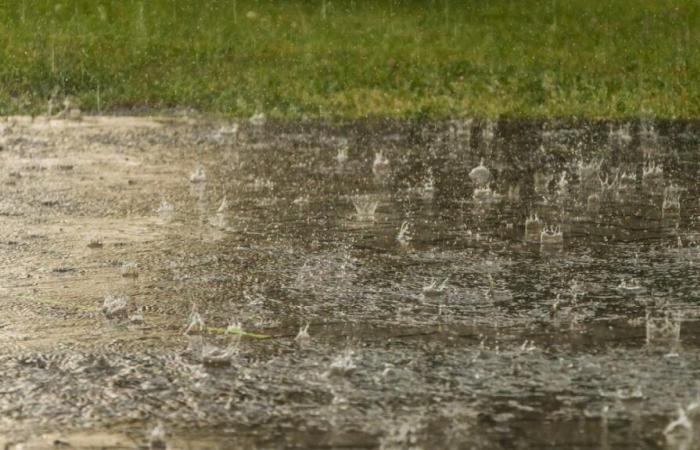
<box><xmin>0</xmin><ymin>116</ymin><xmax>698</xmax><ymax>448</ymax></box>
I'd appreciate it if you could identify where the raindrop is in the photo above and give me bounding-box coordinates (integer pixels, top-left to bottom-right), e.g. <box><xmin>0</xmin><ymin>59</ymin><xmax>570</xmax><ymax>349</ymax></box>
<box><xmin>468</xmin><ymin>158</ymin><xmax>492</xmax><ymax>186</ymax></box>
<box><xmin>216</xmin><ymin>195</ymin><xmax>228</xmax><ymax>214</ymax></box>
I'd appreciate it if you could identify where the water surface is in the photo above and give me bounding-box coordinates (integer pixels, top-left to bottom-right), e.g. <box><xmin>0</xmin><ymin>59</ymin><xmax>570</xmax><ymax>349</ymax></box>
<box><xmin>0</xmin><ymin>116</ymin><xmax>698</xmax><ymax>449</ymax></box>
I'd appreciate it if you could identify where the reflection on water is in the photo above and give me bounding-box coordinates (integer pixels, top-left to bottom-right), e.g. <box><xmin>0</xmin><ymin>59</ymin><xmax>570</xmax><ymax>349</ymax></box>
<box><xmin>0</xmin><ymin>116</ymin><xmax>698</xmax><ymax>448</ymax></box>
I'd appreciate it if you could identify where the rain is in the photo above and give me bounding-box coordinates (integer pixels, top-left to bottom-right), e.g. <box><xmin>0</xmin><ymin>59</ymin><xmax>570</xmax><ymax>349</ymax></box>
<box><xmin>0</xmin><ymin>2</ymin><xmax>699</xmax><ymax>450</ymax></box>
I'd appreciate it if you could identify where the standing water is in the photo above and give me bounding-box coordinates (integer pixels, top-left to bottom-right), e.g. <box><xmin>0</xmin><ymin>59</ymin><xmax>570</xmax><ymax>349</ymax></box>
<box><xmin>0</xmin><ymin>116</ymin><xmax>698</xmax><ymax>449</ymax></box>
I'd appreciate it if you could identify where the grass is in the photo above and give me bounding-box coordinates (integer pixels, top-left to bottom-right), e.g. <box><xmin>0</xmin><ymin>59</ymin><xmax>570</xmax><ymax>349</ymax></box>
<box><xmin>0</xmin><ymin>0</ymin><xmax>699</xmax><ymax>118</ymax></box>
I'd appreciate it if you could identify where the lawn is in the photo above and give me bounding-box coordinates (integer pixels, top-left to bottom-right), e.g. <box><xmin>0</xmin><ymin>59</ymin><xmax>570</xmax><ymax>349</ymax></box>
<box><xmin>0</xmin><ymin>0</ymin><xmax>698</xmax><ymax>118</ymax></box>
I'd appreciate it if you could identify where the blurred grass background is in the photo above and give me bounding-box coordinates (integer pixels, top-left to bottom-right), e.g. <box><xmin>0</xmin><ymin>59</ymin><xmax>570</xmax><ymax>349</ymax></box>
<box><xmin>0</xmin><ymin>0</ymin><xmax>698</xmax><ymax>118</ymax></box>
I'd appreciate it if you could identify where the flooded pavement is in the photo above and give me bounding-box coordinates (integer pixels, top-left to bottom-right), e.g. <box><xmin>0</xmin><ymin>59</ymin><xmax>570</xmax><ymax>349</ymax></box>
<box><xmin>0</xmin><ymin>115</ymin><xmax>699</xmax><ymax>449</ymax></box>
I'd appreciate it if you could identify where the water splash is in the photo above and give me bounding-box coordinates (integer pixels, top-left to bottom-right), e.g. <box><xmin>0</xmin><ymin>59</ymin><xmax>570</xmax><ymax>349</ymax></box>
<box><xmin>121</xmin><ymin>262</ymin><xmax>139</xmax><ymax>279</ymax></box>
<box><xmin>639</xmin><ymin>120</ymin><xmax>661</xmax><ymax>158</ymax></box>
<box><xmin>598</xmin><ymin>172</ymin><xmax>620</xmax><ymax>201</ymax></box>
<box><xmin>249</xmin><ymin>112</ymin><xmax>266</xmax><ymax>127</ymax></box>
<box><xmin>86</xmin><ymin>236</ymin><xmax>104</xmax><ymax>249</ymax></box>
<box><xmin>663</xmin><ymin>185</ymin><xmax>682</xmax><ymax>219</ymax></box>
<box><xmin>373</xmin><ymin>151</ymin><xmax>390</xmax><ymax>175</ymax></box>
<box><xmin>482</xmin><ymin>119</ymin><xmax>496</xmax><ymax>146</ymax></box>
<box><xmin>292</xmin><ymin>195</ymin><xmax>310</xmax><ymax>205</ymax></box>
<box><xmin>524</xmin><ymin>214</ymin><xmax>543</xmax><ymax>243</ymax></box>
<box><xmin>556</xmin><ymin>171</ymin><xmax>569</xmax><ymax>198</ymax></box>
<box><xmin>616</xmin><ymin>278</ymin><xmax>645</xmax><ymax>295</ymax></box>
<box><xmin>352</xmin><ymin>195</ymin><xmax>379</xmax><ymax>221</ymax></box>
<box><xmin>587</xmin><ymin>193</ymin><xmax>601</xmax><ymax>214</ymax></box>
<box><xmin>540</xmin><ymin>225</ymin><xmax>563</xmax><ymax>246</ymax></box>
<box><xmin>55</xmin><ymin>96</ymin><xmax>82</xmax><ymax>120</ymax></box>
<box><xmin>129</xmin><ymin>306</ymin><xmax>145</xmax><ymax>325</ymax></box>
<box><xmin>576</xmin><ymin>159</ymin><xmax>602</xmax><ymax>185</ymax></box>
<box><xmin>396</xmin><ymin>221</ymin><xmax>412</xmax><ymax>246</ymax></box>
<box><xmin>201</xmin><ymin>343</ymin><xmax>237</xmax><ymax>366</ymax></box>
<box><xmin>607</xmin><ymin>123</ymin><xmax>632</xmax><ymax>148</ymax></box>
<box><xmin>642</xmin><ymin>161</ymin><xmax>663</xmax><ymax>190</ymax></box>
<box><xmin>472</xmin><ymin>186</ymin><xmax>500</xmax><ymax>203</ymax></box>
<box><xmin>211</xmin><ymin>124</ymin><xmax>239</xmax><ymax>144</ymax></box>
<box><xmin>663</xmin><ymin>395</ymin><xmax>700</xmax><ymax>450</ymax></box>
<box><xmin>326</xmin><ymin>349</ymin><xmax>357</xmax><ymax>377</ymax></box>
<box><xmin>149</xmin><ymin>422</ymin><xmax>167</xmax><ymax>450</ymax></box>
<box><xmin>422</xmin><ymin>278</ymin><xmax>448</xmax><ymax>298</ymax></box>
<box><xmin>295</xmin><ymin>324</ymin><xmax>311</xmax><ymax>348</ymax></box>
<box><xmin>157</xmin><ymin>198</ymin><xmax>175</xmax><ymax>220</ymax></box>
<box><xmin>252</xmin><ymin>178</ymin><xmax>274</xmax><ymax>191</ymax></box>
<box><xmin>184</xmin><ymin>304</ymin><xmax>206</xmax><ymax>335</ymax></box>
<box><xmin>646</xmin><ymin>310</ymin><xmax>681</xmax><ymax>349</ymax></box>
<box><xmin>210</xmin><ymin>212</ymin><xmax>229</xmax><ymax>230</ymax></box>
<box><xmin>379</xmin><ymin>415</ymin><xmax>424</xmax><ymax>450</ymax></box>
<box><xmin>336</xmin><ymin>139</ymin><xmax>349</xmax><ymax>164</ymax></box>
<box><xmin>618</xmin><ymin>171</ymin><xmax>636</xmax><ymax>192</ymax></box>
<box><xmin>507</xmin><ymin>185</ymin><xmax>520</xmax><ymax>202</ymax></box>
<box><xmin>189</xmin><ymin>165</ymin><xmax>207</xmax><ymax>183</ymax></box>
<box><xmin>534</xmin><ymin>171</ymin><xmax>552</xmax><ymax>195</ymax></box>
<box><xmin>103</xmin><ymin>294</ymin><xmax>129</xmax><ymax>320</ymax></box>
<box><xmin>420</xmin><ymin>168</ymin><xmax>435</xmax><ymax>199</ymax></box>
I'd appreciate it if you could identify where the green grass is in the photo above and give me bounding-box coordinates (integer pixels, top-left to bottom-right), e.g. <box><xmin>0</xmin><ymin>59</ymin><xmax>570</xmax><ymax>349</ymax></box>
<box><xmin>0</xmin><ymin>0</ymin><xmax>699</xmax><ymax>118</ymax></box>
